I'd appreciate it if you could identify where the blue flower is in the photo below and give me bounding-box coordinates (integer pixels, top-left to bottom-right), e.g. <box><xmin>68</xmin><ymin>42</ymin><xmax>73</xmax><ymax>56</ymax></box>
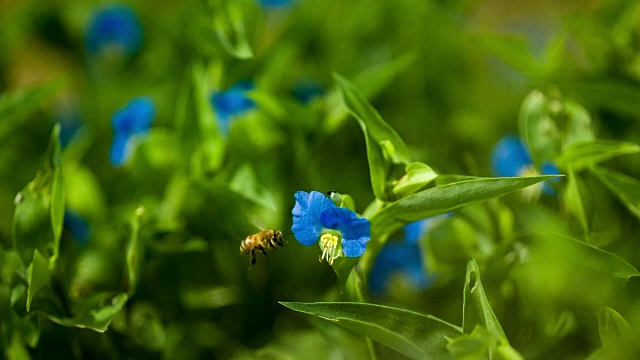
<box><xmin>291</xmin><ymin>80</ymin><xmax>324</xmax><ymax>104</ymax></box>
<box><xmin>109</xmin><ymin>97</ymin><xmax>155</xmax><ymax>166</ymax></box>
<box><xmin>369</xmin><ymin>218</ymin><xmax>439</xmax><ymax>297</ymax></box>
<box><xmin>260</xmin><ymin>0</ymin><xmax>293</xmax><ymax>7</ymax></box>
<box><xmin>210</xmin><ymin>81</ymin><xmax>256</xmax><ymax>135</ymax></box>
<box><xmin>291</xmin><ymin>191</ymin><xmax>370</xmax><ymax>264</ymax></box>
<box><xmin>64</xmin><ymin>211</ymin><xmax>90</xmax><ymax>245</ymax></box>
<box><xmin>490</xmin><ymin>135</ymin><xmax>532</xmax><ymax>177</ymax></box>
<box><xmin>490</xmin><ymin>135</ymin><xmax>561</xmax><ymax>196</ymax></box>
<box><xmin>85</xmin><ymin>4</ymin><xmax>143</xmax><ymax>57</ymax></box>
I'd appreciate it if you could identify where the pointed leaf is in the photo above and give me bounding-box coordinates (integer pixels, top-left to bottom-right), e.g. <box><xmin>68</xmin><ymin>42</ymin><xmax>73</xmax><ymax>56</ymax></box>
<box><xmin>126</xmin><ymin>207</ymin><xmax>144</xmax><ymax>295</ymax></box>
<box><xmin>555</xmin><ymin>140</ymin><xmax>640</xmax><ymax>172</ymax></box>
<box><xmin>590</xmin><ymin>166</ymin><xmax>640</xmax><ymax>220</ymax></box>
<box><xmin>46</xmin><ymin>292</ymin><xmax>129</xmax><ymax>333</ymax></box>
<box><xmin>370</xmin><ymin>176</ymin><xmax>557</xmax><ymax>241</ymax></box>
<box><xmin>280</xmin><ymin>302</ymin><xmax>463</xmax><ymax>360</ymax></box>
<box><xmin>518</xmin><ymin>91</ymin><xmax>560</xmax><ymax>167</ymax></box>
<box><xmin>564</xmin><ymin>166</ymin><xmax>590</xmax><ymax>239</ymax></box>
<box><xmin>598</xmin><ymin>307</ymin><xmax>635</xmax><ymax>347</ymax></box>
<box><xmin>12</xmin><ymin>125</ymin><xmax>64</xmax><ymax>269</ymax></box>
<box><xmin>522</xmin><ymin>233</ymin><xmax>639</xmax><ymax>280</ymax></box>
<box><xmin>26</xmin><ymin>250</ymin><xmax>50</xmax><ymax>311</ymax></box>
<box><xmin>333</xmin><ymin>73</ymin><xmax>411</xmax><ymax>200</ymax></box>
<box><xmin>463</xmin><ymin>260</ymin><xmax>507</xmax><ymax>348</ymax></box>
<box><xmin>210</xmin><ymin>1</ymin><xmax>253</xmax><ymax>59</ymax></box>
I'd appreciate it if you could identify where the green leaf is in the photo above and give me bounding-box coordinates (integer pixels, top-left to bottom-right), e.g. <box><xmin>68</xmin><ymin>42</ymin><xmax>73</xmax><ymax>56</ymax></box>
<box><xmin>325</xmin><ymin>53</ymin><xmax>417</xmax><ymax>133</ymax></box>
<box><xmin>46</xmin><ymin>292</ymin><xmax>129</xmax><ymax>333</ymax></box>
<box><xmin>563</xmin><ymin>166</ymin><xmax>590</xmax><ymax>239</ymax></box>
<box><xmin>463</xmin><ymin>260</ymin><xmax>507</xmax><ymax>346</ymax></box>
<box><xmin>280</xmin><ymin>302</ymin><xmax>463</xmax><ymax>360</ymax></box>
<box><xmin>522</xmin><ymin>233</ymin><xmax>640</xmax><ymax>281</ymax></box>
<box><xmin>229</xmin><ymin>164</ymin><xmax>277</xmax><ymax>210</ymax></box>
<box><xmin>392</xmin><ymin>162</ymin><xmax>439</xmax><ymax>199</ymax></box>
<box><xmin>0</xmin><ymin>79</ymin><xmax>65</xmax><ymax>142</ymax></box>
<box><xmin>561</xmin><ymin>100</ymin><xmax>594</xmax><ymax>148</ymax></box>
<box><xmin>333</xmin><ymin>73</ymin><xmax>411</xmax><ymax>201</ymax></box>
<box><xmin>446</xmin><ymin>325</ymin><xmax>494</xmax><ymax>360</ymax></box>
<box><xmin>518</xmin><ymin>91</ymin><xmax>560</xmax><ymax>167</ymax></box>
<box><xmin>26</xmin><ymin>250</ymin><xmax>50</xmax><ymax>312</ymax></box>
<box><xmin>210</xmin><ymin>0</ymin><xmax>253</xmax><ymax>59</ymax></box>
<box><xmin>590</xmin><ymin>166</ymin><xmax>640</xmax><ymax>220</ymax></box>
<box><xmin>126</xmin><ymin>208</ymin><xmax>144</xmax><ymax>295</ymax></box>
<box><xmin>369</xmin><ymin>176</ymin><xmax>556</xmax><ymax>243</ymax></box>
<box><xmin>598</xmin><ymin>307</ymin><xmax>635</xmax><ymax>347</ymax></box>
<box><xmin>555</xmin><ymin>140</ymin><xmax>640</xmax><ymax>172</ymax></box>
<box><xmin>12</xmin><ymin>125</ymin><xmax>65</xmax><ymax>269</ymax></box>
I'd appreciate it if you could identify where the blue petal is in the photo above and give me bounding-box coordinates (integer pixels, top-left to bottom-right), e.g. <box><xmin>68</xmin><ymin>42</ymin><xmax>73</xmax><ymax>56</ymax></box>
<box><xmin>291</xmin><ymin>191</ymin><xmax>335</xmax><ymax>246</ymax></box>
<box><xmin>369</xmin><ymin>242</ymin><xmax>432</xmax><ymax>297</ymax></box>
<box><xmin>490</xmin><ymin>135</ymin><xmax>532</xmax><ymax>177</ymax></box>
<box><xmin>109</xmin><ymin>133</ymin><xmax>132</xmax><ymax>166</ymax></box>
<box><xmin>260</xmin><ymin>0</ymin><xmax>293</xmax><ymax>7</ymax></box>
<box><xmin>320</xmin><ymin>207</ymin><xmax>370</xmax><ymax>257</ymax></box>
<box><xmin>541</xmin><ymin>161</ymin><xmax>561</xmax><ymax>195</ymax></box>
<box><xmin>404</xmin><ymin>220</ymin><xmax>428</xmax><ymax>245</ymax></box>
<box><xmin>211</xmin><ymin>82</ymin><xmax>256</xmax><ymax>117</ymax></box>
<box><xmin>112</xmin><ymin>97</ymin><xmax>155</xmax><ymax>135</ymax></box>
<box><xmin>85</xmin><ymin>4</ymin><xmax>143</xmax><ymax>56</ymax></box>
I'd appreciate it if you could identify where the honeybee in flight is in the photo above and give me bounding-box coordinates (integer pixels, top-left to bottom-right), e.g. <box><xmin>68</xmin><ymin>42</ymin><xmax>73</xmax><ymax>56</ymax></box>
<box><xmin>240</xmin><ymin>229</ymin><xmax>285</xmax><ymax>266</ymax></box>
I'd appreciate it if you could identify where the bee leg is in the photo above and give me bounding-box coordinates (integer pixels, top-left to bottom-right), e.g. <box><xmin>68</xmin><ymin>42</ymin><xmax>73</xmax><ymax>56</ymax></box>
<box><xmin>250</xmin><ymin>249</ymin><xmax>257</xmax><ymax>266</ymax></box>
<box><xmin>258</xmin><ymin>246</ymin><xmax>268</xmax><ymax>257</ymax></box>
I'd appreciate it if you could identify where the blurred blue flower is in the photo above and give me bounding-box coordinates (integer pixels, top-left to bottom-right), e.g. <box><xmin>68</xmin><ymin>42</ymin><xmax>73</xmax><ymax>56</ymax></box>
<box><xmin>110</xmin><ymin>97</ymin><xmax>155</xmax><ymax>166</ymax></box>
<box><xmin>85</xmin><ymin>4</ymin><xmax>143</xmax><ymax>57</ymax></box>
<box><xmin>64</xmin><ymin>211</ymin><xmax>90</xmax><ymax>245</ymax></box>
<box><xmin>210</xmin><ymin>81</ymin><xmax>256</xmax><ymax>135</ymax></box>
<box><xmin>490</xmin><ymin>135</ymin><xmax>561</xmax><ymax>195</ymax></box>
<box><xmin>260</xmin><ymin>0</ymin><xmax>293</xmax><ymax>7</ymax></box>
<box><xmin>291</xmin><ymin>191</ymin><xmax>370</xmax><ymax>264</ymax></box>
<box><xmin>369</xmin><ymin>216</ymin><xmax>447</xmax><ymax>297</ymax></box>
<box><xmin>291</xmin><ymin>80</ymin><xmax>324</xmax><ymax>104</ymax></box>
<box><xmin>490</xmin><ymin>135</ymin><xmax>532</xmax><ymax>177</ymax></box>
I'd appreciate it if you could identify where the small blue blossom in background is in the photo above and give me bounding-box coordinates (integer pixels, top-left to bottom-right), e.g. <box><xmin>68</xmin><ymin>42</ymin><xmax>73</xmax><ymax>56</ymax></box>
<box><xmin>259</xmin><ymin>0</ymin><xmax>293</xmax><ymax>7</ymax></box>
<box><xmin>370</xmin><ymin>215</ymin><xmax>450</xmax><ymax>297</ymax></box>
<box><xmin>291</xmin><ymin>80</ymin><xmax>324</xmax><ymax>104</ymax></box>
<box><xmin>490</xmin><ymin>135</ymin><xmax>561</xmax><ymax>196</ymax></box>
<box><xmin>210</xmin><ymin>80</ymin><xmax>256</xmax><ymax>135</ymax></box>
<box><xmin>109</xmin><ymin>97</ymin><xmax>155</xmax><ymax>166</ymax></box>
<box><xmin>63</xmin><ymin>211</ymin><xmax>90</xmax><ymax>245</ymax></box>
<box><xmin>291</xmin><ymin>191</ymin><xmax>370</xmax><ymax>265</ymax></box>
<box><xmin>85</xmin><ymin>4</ymin><xmax>143</xmax><ymax>57</ymax></box>
<box><xmin>490</xmin><ymin>135</ymin><xmax>532</xmax><ymax>178</ymax></box>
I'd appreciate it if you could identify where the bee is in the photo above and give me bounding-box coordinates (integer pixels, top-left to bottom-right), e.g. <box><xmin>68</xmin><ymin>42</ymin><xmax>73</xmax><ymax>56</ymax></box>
<box><xmin>240</xmin><ymin>229</ymin><xmax>285</xmax><ymax>266</ymax></box>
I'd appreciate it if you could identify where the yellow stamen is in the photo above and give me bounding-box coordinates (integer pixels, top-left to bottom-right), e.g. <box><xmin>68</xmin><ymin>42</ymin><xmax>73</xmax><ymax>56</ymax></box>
<box><xmin>319</xmin><ymin>233</ymin><xmax>339</xmax><ymax>265</ymax></box>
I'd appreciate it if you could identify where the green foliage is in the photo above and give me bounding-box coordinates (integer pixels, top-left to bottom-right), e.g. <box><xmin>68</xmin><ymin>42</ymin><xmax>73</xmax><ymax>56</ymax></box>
<box><xmin>280</xmin><ymin>302</ymin><xmax>463</xmax><ymax>360</ymax></box>
<box><xmin>2</xmin><ymin>0</ymin><xmax>640</xmax><ymax>358</ymax></box>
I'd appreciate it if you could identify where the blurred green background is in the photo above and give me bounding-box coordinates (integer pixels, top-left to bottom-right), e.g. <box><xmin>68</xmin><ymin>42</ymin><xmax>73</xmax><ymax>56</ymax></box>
<box><xmin>1</xmin><ymin>0</ymin><xmax>640</xmax><ymax>358</ymax></box>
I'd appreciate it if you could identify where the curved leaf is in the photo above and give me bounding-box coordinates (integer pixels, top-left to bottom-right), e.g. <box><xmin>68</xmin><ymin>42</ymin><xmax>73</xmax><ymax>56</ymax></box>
<box><xmin>333</xmin><ymin>73</ymin><xmax>411</xmax><ymax>200</ymax></box>
<box><xmin>590</xmin><ymin>166</ymin><xmax>640</xmax><ymax>220</ymax></box>
<box><xmin>280</xmin><ymin>302</ymin><xmax>462</xmax><ymax>360</ymax></box>
<box><xmin>463</xmin><ymin>260</ymin><xmax>507</xmax><ymax>348</ymax></box>
<box><xmin>555</xmin><ymin>140</ymin><xmax>640</xmax><ymax>172</ymax></box>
